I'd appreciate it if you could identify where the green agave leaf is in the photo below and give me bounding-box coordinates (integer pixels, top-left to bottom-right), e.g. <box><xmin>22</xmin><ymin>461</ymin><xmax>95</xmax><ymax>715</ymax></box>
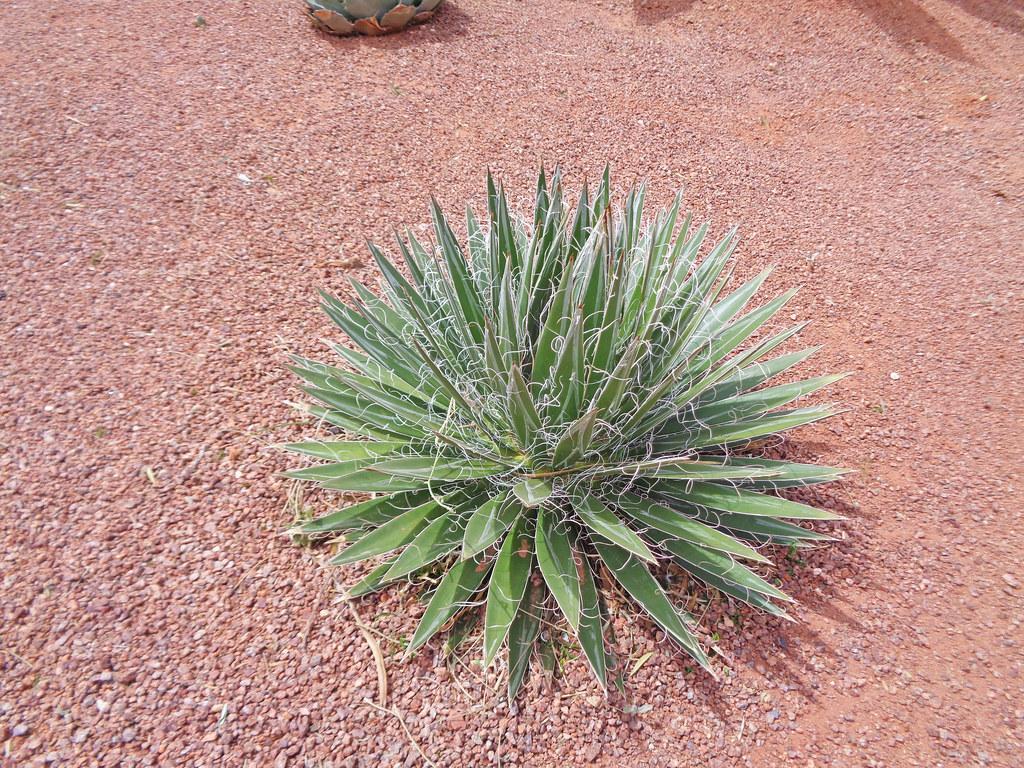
<box><xmin>592</xmin><ymin>164</ymin><xmax>611</xmax><ymax>218</ymax></box>
<box><xmin>574</xmin><ymin>216</ymin><xmax>604</xmax><ymax>337</ymax></box>
<box><xmin>462</xmin><ymin>492</ymin><xmax>520</xmax><ymax>558</ymax></box>
<box><xmin>430</xmin><ymin>197</ymin><xmax>486</xmax><ymax>345</ymax></box>
<box><xmin>370</xmin><ymin>456</ymin><xmax>510</xmax><ymax>482</ymax></box>
<box><xmin>615</xmin><ymin>492</ymin><xmax>770</xmax><ymax>563</ymax></box>
<box><xmin>318</xmin><ymin>468</ymin><xmax>432</xmax><ymax>493</ymax></box>
<box><xmin>496</xmin><ymin>270</ymin><xmax>521</xmax><ymax>365</ymax></box>
<box><xmin>593</xmin><ymin>538</ymin><xmax>712</xmax><ymax>674</ymax></box>
<box><xmin>396</xmin><ymin>278</ymin><xmax>475</xmax><ymax>381</ymax></box>
<box><xmin>507</xmin><ymin>579</ymin><xmax>544</xmax><ymax>702</ymax></box>
<box><xmin>718</xmin><ymin>457</ymin><xmax>852</xmax><ymax>489</ymax></box>
<box><xmin>634</xmin><ymin>193</ymin><xmax>683</xmax><ymax>331</ymax></box>
<box><xmin>507</xmin><ymin>365</ymin><xmax>541</xmax><ymax>449</ymax></box>
<box><xmin>692</xmin><ymin>373</ymin><xmax>850</xmax><ymax>424</ymax></box>
<box><xmin>575</xmin><ymin>552</ymin><xmax>611</xmax><ymax>688</ymax></box>
<box><xmin>409</xmin><ymin>340</ymin><xmax>493</xmax><ymax>438</ymax></box>
<box><xmin>283</xmin><ymin>458</ymin><xmax>382</xmax><ymax>482</ymax></box>
<box><xmin>589</xmin><ymin>458</ymin><xmax>778</xmax><ymax>481</ymax></box>
<box><xmin>693</xmin><ymin>287</ymin><xmax>799</xmax><ymax>376</ymax></box>
<box><xmin>408</xmin><ymin>554</ymin><xmax>491</xmax><ymax>653</ymax></box>
<box><xmin>661</xmin><ymin>542</ymin><xmax>792</xmax><ymax>619</ymax></box>
<box><xmin>469</xmin><ymin>203</ymin><xmax>496</xmax><ymax>300</ymax></box>
<box><xmin>318</xmin><ymin>291</ymin><xmax>427</xmax><ymax>394</ymax></box>
<box><xmin>300</xmin><ymin>490</ymin><xmax>431</xmax><ymax>534</ymax></box>
<box><xmin>483</xmin><ymin>321</ymin><xmax>510</xmax><ymax>381</ymax></box>
<box><xmin>444</xmin><ymin>610</ymin><xmax>481</xmax><ymax>658</ymax></box>
<box><xmin>382</xmin><ymin>512</ymin><xmax>463</xmax><ymax>580</ymax></box>
<box><xmin>330</xmin><ymin>342</ymin><xmax>442</xmax><ymax>405</ymax></box>
<box><xmin>486</xmin><ymin>173</ymin><xmax>520</xmax><ymax>277</ymax></box>
<box><xmin>428</xmin><ymin>432</ymin><xmax>500</xmax><ymax>466</ymax></box>
<box><xmin>318</xmin><ymin>368</ymin><xmax>449</xmax><ymax>433</ymax></box>
<box><xmin>653</xmin><ymin>220</ymin><xmax>708</xmax><ymax>334</ymax></box>
<box><xmin>658</xmin><ymin>535</ymin><xmax>791</xmax><ymax>602</ymax></box>
<box><xmin>368</xmin><ymin>240</ymin><xmax>430</xmax><ymax>317</ymax></box>
<box><xmin>590</xmin><ymin>338</ymin><xmax>641</xmax><ymax>417</ymax></box>
<box><xmin>331</xmin><ymin>498</ymin><xmax>442</xmax><ymax>565</ymax></box>
<box><xmin>697</xmin><ymin>346</ymin><xmax>820</xmax><ymax>404</ymax></box>
<box><xmin>584</xmin><ymin>221</ymin><xmax>627</xmax><ymax>401</ymax></box>
<box><xmin>710</xmin><ymin>512</ymin><xmax>833</xmax><ymax>545</ymax></box>
<box><xmin>345</xmin><ymin>557</ymin><xmax>399</xmax><ymax>598</ymax></box>
<box><xmin>642</xmin><ymin>318</ymin><xmax>811</xmax><ymax>439</ymax></box>
<box><xmin>574</xmin><ymin>493</ymin><xmax>656</xmax><ymax>564</ymax></box>
<box><xmin>658</xmin><ymin>481</ymin><xmax>841</xmax><ymax>521</ymax></box>
<box><xmin>302</xmin><ymin>385</ymin><xmax>428</xmax><ymax>440</ymax></box>
<box><xmin>657</xmin><ymin>405</ymin><xmax>840</xmax><ymax>452</ymax></box>
<box><xmin>536</xmin><ymin>508</ymin><xmax>581</xmax><ymax>630</ymax></box>
<box><xmin>694</xmin><ymin>267</ymin><xmax>773</xmax><ymax>341</ymax></box>
<box><xmin>281</xmin><ymin>439</ymin><xmax>408</xmax><ymax>462</ymax></box>
<box><xmin>296</xmin><ymin>402</ymin><xmax>405</xmax><ymax>442</ymax></box>
<box><xmin>551</xmin><ymin>408</ymin><xmax>600</xmax><ymax>468</ymax></box>
<box><xmin>483</xmin><ymin>517</ymin><xmax>534</xmax><ymax>667</ymax></box>
<box><xmin>530</xmin><ymin>264</ymin><xmax>575</xmax><ymax>389</ymax></box>
<box><xmin>349</xmin><ymin>279</ymin><xmax>410</xmax><ymax>337</ymax></box>
<box><xmin>547</xmin><ymin>310</ymin><xmax>586</xmax><ymax>424</ymax></box>
<box><xmin>724</xmin><ymin>321</ymin><xmax>810</xmax><ymax>374</ymax></box>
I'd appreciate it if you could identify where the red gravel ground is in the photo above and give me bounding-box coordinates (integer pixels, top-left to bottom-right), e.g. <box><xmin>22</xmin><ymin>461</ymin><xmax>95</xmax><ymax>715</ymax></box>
<box><xmin>2</xmin><ymin>1</ymin><xmax>1022</xmax><ymax>766</ymax></box>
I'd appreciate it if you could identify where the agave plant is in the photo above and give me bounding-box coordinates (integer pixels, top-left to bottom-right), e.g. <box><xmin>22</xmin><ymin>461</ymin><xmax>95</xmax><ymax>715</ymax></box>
<box><xmin>305</xmin><ymin>0</ymin><xmax>442</xmax><ymax>36</ymax></box>
<box><xmin>284</xmin><ymin>169</ymin><xmax>847</xmax><ymax>700</ymax></box>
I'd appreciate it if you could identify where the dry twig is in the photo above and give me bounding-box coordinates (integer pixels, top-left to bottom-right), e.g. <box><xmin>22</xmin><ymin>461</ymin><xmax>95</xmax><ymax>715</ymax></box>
<box><xmin>346</xmin><ymin>600</ymin><xmax>388</xmax><ymax>707</ymax></box>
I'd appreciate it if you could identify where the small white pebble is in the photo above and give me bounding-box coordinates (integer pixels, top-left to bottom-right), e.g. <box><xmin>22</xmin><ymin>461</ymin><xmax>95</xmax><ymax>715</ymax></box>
<box><xmin>890</xmin><ymin>372</ymin><xmax>901</xmax><ymax>380</ymax></box>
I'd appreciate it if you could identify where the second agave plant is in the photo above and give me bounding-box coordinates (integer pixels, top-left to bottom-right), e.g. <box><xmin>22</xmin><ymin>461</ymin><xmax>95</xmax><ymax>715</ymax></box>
<box><xmin>284</xmin><ymin>169</ymin><xmax>848</xmax><ymax>700</ymax></box>
<box><xmin>305</xmin><ymin>0</ymin><xmax>442</xmax><ymax>36</ymax></box>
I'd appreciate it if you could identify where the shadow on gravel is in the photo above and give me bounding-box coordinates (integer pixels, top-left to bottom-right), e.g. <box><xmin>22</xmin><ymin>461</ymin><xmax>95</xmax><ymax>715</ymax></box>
<box><xmin>846</xmin><ymin>0</ymin><xmax>973</xmax><ymax>62</ymax></box>
<box><xmin>950</xmin><ymin>0</ymin><xmax>1024</xmax><ymax>36</ymax></box>
<box><xmin>631</xmin><ymin>0</ymin><xmax>697</xmax><ymax>27</ymax></box>
<box><xmin>630</xmin><ymin>0</ymin><xmax>999</xmax><ymax>64</ymax></box>
<box><xmin>689</xmin><ymin>462</ymin><xmax>869</xmax><ymax>705</ymax></box>
<box><xmin>585</xmin><ymin>472</ymin><xmax>869</xmax><ymax>711</ymax></box>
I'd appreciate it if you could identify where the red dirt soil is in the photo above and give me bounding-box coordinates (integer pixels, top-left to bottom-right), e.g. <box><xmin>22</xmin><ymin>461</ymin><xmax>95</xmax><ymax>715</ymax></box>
<box><xmin>2</xmin><ymin>1</ymin><xmax>1022</xmax><ymax>766</ymax></box>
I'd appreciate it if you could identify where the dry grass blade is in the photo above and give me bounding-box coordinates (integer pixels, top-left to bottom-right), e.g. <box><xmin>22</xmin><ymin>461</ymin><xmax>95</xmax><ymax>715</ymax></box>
<box><xmin>347</xmin><ymin>599</ymin><xmax>388</xmax><ymax>707</ymax></box>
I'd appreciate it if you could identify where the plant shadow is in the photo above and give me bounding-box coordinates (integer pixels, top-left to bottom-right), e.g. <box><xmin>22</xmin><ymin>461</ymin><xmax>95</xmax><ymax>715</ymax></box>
<box><xmin>629</xmin><ymin>0</ymin><xmax>999</xmax><ymax>63</ymax></box>
<box><xmin>844</xmin><ymin>0</ymin><xmax>973</xmax><ymax>62</ymax></box>
<box><xmin>632</xmin><ymin>0</ymin><xmax>698</xmax><ymax>26</ymax></box>
<box><xmin>633</xmin><ymin>443</ymin><xmax>875</xmax><ymax>710</ymax></box>
<box><xmin>949</xmin><ymin>0</ymin><xmax>1024</xmax><ymax>36</ymax></box>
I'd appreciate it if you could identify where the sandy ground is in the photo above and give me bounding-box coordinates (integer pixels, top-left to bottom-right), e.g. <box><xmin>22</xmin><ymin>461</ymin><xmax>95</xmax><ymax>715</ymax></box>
<box><xmin>2</xmin><ymin>0</ymin><xmax>1023</xmax><ymax>766</ymax></box>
